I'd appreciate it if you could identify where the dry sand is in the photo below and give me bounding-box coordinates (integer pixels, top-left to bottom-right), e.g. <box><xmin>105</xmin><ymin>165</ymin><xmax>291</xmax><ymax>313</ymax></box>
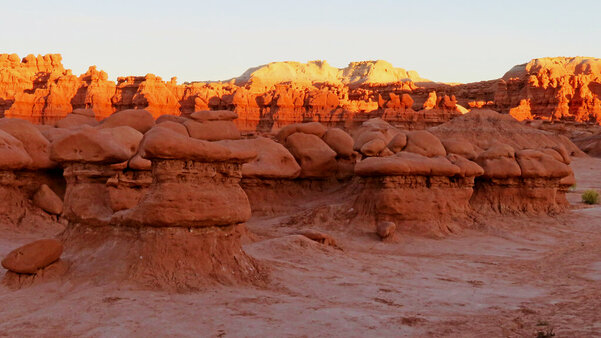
<box><xmin>1</xmin><ymin>158</ymin><xmax>601</xmax><ymax>337</ymax></box>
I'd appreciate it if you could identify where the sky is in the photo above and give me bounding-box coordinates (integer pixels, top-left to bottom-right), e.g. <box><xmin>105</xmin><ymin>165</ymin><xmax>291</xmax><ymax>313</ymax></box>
<box><xmin>2</xmin><ymin>0</ymin><xmax>600</xmax><ymax>84</ymax></box>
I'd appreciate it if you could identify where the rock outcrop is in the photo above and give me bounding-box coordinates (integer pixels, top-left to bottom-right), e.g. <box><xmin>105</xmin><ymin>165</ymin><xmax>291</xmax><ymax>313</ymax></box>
<box><xmin>497</xmin><ymin>57</ymin><xmax>601</xmax><ymax>123</ymax></box>
<box><xmin>431</xmin><ymin>110</ymin><xmax>575</xmax><ymax>213</ymax></box>
<box><xmin>0</xmin><ymin>54</ymin><xmax>466</xmax><ymax>131</ymax></box>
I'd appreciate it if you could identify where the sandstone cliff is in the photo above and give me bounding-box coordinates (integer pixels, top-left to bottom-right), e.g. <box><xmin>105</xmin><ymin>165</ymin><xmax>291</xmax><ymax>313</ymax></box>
<box><xmin>2</xmin><ymin>54</ymin><xmax>601</xmax><ymax>130</ymax></box>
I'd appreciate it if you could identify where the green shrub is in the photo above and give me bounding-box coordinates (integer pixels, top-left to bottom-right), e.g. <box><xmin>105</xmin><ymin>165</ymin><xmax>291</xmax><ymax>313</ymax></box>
<box><xmin>582</xmin><ymin>190</ymin><xmax>600</xmax><ymax>205</ymax></box>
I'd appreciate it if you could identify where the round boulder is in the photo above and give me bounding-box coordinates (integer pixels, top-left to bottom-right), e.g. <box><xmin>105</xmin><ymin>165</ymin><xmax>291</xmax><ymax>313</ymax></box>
<box><xmin>1</xmin><ymin>239</ymin><xmax>63</xmax><ymax>274</ymax></box>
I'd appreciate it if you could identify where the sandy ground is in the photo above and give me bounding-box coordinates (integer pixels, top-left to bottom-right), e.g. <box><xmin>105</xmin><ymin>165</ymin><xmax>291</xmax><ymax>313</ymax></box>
<box><xmin>1</xmin><ymin>158</ymin><xmax>601</xmax><ymax>337</ymax></box>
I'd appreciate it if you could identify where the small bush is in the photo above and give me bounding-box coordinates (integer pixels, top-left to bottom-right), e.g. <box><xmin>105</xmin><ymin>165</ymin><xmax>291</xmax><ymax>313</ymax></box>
<box><xmin>582</xmin><ymin>190</ymin><xmax>600</xmax><ymax>205</ymax></box>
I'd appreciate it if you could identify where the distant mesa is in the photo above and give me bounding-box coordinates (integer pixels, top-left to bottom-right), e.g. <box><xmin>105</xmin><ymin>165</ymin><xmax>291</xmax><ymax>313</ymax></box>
<box><xmin>235</xmin><ymin>60</ymin><xmax>429</xmax><ymax>87</ymax></box>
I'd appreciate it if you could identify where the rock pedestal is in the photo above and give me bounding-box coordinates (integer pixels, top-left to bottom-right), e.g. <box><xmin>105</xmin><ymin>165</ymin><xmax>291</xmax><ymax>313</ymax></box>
<box><xmin>55</xmin><ymin>125</ymin><xmax>264</xmax><ymax>290</ymax></box>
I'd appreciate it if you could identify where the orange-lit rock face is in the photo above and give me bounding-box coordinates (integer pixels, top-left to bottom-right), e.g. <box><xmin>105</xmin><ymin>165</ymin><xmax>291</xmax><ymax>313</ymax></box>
<box><xmin>0</xmin><ymin>54</ymin><xmax>465</xmax><ymax>131</ymax></box>
<box><xmin>3</xmin><ymin>54</ymin><xmax>601</xmax><ymax>129</ymax></box>
<box><xmin>495</xmin><ymin>57</ymin><xmax>601</xmax><ymax>123</ymax></box>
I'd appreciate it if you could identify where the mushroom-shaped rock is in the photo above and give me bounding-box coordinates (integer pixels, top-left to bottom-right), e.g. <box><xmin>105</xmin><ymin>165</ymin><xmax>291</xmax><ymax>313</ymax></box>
<box><xmin>285</xmin><ymin>132</ymin><xmax>337</xmax><ymax>178</ymax></box>
<box><xmin>475</xmin><ymin>143</ymin><xmax>522</xmax><ymax>178</ymax></box>
<box><xmin>322</xmin><ymin>128</ymin><xmax>354</xmax><ymax>157</ymax></box>
<box><xmin>33</xmin><ymin>184</ymin><xmax>63</xmax><ymax>215</ymax></box>
<box><xmin>441</xmin><ymin>138</ymin><xmax>478</xmax><ymax>160</ymax></box>
<box><xmin>360</xmin><ymin>139</ymin><xmax>387</xmax><ymax>157</ymax></box>
<box><xmin>387</xmin><ymin>133</ymin><xmax>407</xmax><ymax>153</ymax></box>
<box><xmin>98</xmin><ymin>109</ymin><xmax>155</xmax><ymax>133</ymax></box>
<box><xmin>0</xmin><ymin>130</ymin><xmax>32</xmax><ymax>169</ymax></box>
<box><xmin>217</xmin><ymin>137</ymin><xmax>301</xmax><ymax>179</ymax></box>
<box><xmin>404</xmin><ymin>130</ymin><xmax>446</xmax><ymax>157</ymax></box>
<box><xmin>1</xmin><ymin>239</ymin><xmax>63</xmax><ymax>274</ymax></box>
<box><xmin>190</xmin><ymin>110</ymin><xmax>238</xmax><ymax>121</ymax></box>
<box><xmin>51</xmin><ymin>126</ymin><xmax>142</xmax><ymax>163</ymax></box>
<box><xmin>0</xmin><ymin>118</ymin><xmax>55</xmax><ymax>169</ymax></box>
<box><xmin>515</xmin><ymin>149</ymin><xmax>572</xmax><ymax>178</ymax></box>
<box><xmin>276</xmin><ymin>122</ymin><xmax>328</xmax><ymax>142</ymax></box>
<box><xmin>113</xmin><ymin>127</ymin><xmax>256</xmax><ymax>228</ymax></box>
<box><xmin>55</xmin><ymin>114</ymin><xmax>99</xmax><ymax>129</ymax></box>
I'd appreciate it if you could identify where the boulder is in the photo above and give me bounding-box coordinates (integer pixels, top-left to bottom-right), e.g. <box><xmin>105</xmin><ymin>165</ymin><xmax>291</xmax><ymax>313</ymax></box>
<box><xmin>55</xmin><ymin>114</ymin><xmax>99</xmax><ymax>129</ymax></box>
<box><xmin>155</xmin><ymin>114</ymin><xmax>188</xmax><ymax>124</ymax></box>
<box><xmin>184</xmin><ymin>120</ymin><xmax>241</xmax><ymax>141</ymax></box>
<box><xmin>376</xmin><ymin>221</ymin><xmax>396</xmax><ymax>239</ymax></box>
<box><xmin>39</xmin><ymin>127</ymin><xmax>74</xmax><ymax>143</ymax></box>
<box><xmin>217</xmin><ymin>137</ymin><xmax>301</xmax><ymax>179</ymax></box>
<box><xmin>190</xmin><ymin>110</ymin><xmax>238</xmax><ymax>121</ymax></box>
<box><xmin>33</xmin><ymin>184</ymin><xmax>63</xmax><ymax>215</ymax></box>
<box><xmin>285</xmin><ymin>132</ymin><xmax>337</xmax><ymax>178</ymax></box>
<box><xmin>515</xmin><ymin>149</ymin><xmax>572</xmax><ymax>178</ymax></box>
<box><xmin>1</xmin><ymin>239</ymin><xmax>63</xmax><ymax>274</ymax></box>
<box><xmin>404</xmin><ymin>130</ymin><xmax>446</xmax><ymax>157</ymax></box>
<box><xmin>322</xmin><ymin>128</ymin><xmax>354</xmax><ymax>157</ymax></box>
<box><xmin>354</xmin><ymin>130</ymin><xmax>387</xmax><ymax>151</ymax></box>
<box><xmin>154</xmin><ymin>120</ymin><xmax>189</xmax><ymax>136</ymax></box>
<box><xmin>360</xmin><ymin>139</ymin><xmax>387</xmax><ymax>156</ymax></box>
<box><xmin>140</xmin><ymin>126</ymin><xmax>255</xmax><ymax>162</ymax></box>
<box><xmin>98</xmin><ymin>109</ymin><xmax>155</xmax><ymax>133</ymax></box>
<box><xmin>128</xmin><ymin>153</ymin><xmax>152</xmax><ymax>170</ymax></box>
<box><xmin>441</xmin><ymin>138</ymin><xmax>478</xmax><ymax>160</ymax></box>
<box><xmin>0</xmin><ymin>118</ymin><xmax>54</xmax><ymax>169</ymax></box>
<box><xmin>475</xmin><ymin>144</ymin><xmax>522</xmax><ymax>178</ymax></box>
<box><xmin>277</xmin><ymin>122</ymin><xmax>328</xmax><ymax>142</ymax></box>
<box><xmin>387</xmin><ymin>133</ymin><xmax>407</xmax><ymax>153</ymax></box>
<box><xmin>353</xmin><ymin>118</ymin><xmax>401</xmax><ymax>151</ymax></box>
<box><xmin>355</xmin><ymin>152</ymin><xmax>460</xmax><ymax>177</ymax></box>
<box><xmin>50</xmin><ymin>126</ymin><xmax>142</xmax><ymax>163</ymax></box>
<box><xmin>446</xmin><ymin>154</ymin><xmax>484</xmax><ymax>177</ymax></box>
<box><xmin>0</xmin><ymin>130</ymin><xmax>32</xmax><ymax>169</ymax></box>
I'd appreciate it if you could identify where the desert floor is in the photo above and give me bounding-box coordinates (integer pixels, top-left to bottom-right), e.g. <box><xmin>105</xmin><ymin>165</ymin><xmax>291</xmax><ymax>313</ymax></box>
<box><xmin>1</xmin><ymin>158</ymin><xmax>601</xmax><ymax>337</ymax></box>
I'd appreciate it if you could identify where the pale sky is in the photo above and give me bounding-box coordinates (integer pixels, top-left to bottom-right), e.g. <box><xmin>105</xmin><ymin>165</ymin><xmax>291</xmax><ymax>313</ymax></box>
<box><xmin>2</xmin><ymin>0</ymin><xmax>600</xmax><ymax>83</ymax></box>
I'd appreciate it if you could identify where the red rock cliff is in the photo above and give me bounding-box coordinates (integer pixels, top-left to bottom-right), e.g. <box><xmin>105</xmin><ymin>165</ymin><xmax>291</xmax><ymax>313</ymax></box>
<box><xmin>2</xmin><ymin>54</ymin><xmax>600</xmax><ymax>130</ymax></box>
